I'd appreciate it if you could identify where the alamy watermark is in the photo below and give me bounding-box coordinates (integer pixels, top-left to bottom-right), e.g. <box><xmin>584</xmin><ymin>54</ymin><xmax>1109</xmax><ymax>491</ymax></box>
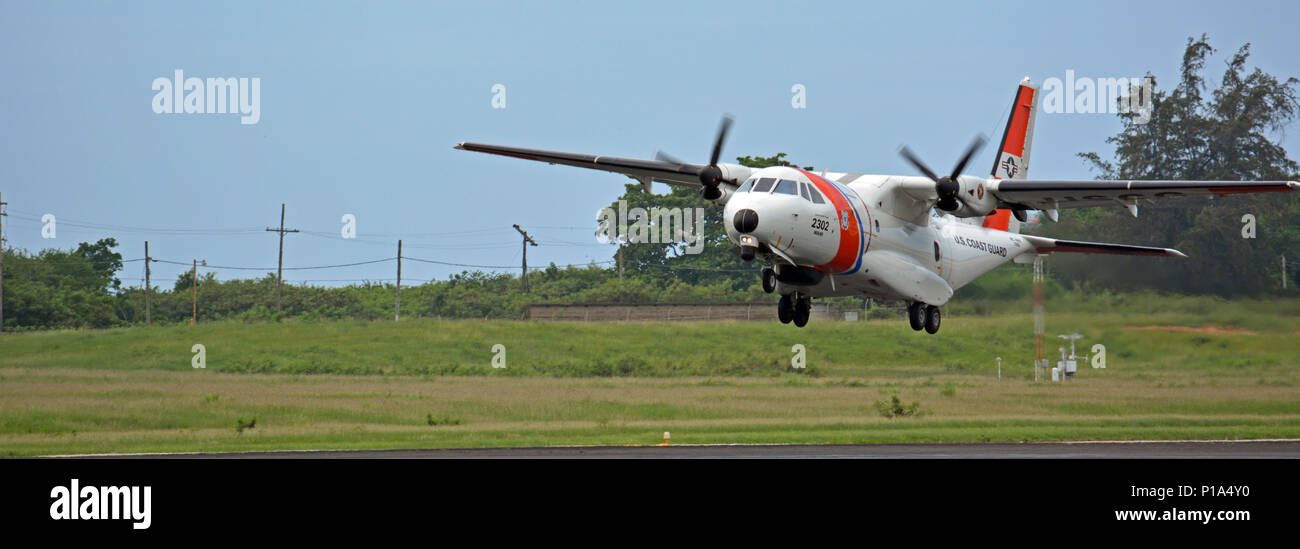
<box><xmin>152</xmin><ymin>70</ymin><xmax>261</xmax><ymax>125</ymax></box>
<box><xmin>596</xmin><ymin>200</ymin><xmax>706</xmax><ymax>255</ymax></box>
<box><xmin>50</xmin><ymin>479</ymin><xmax>151</xmax><ymax>530</ymax></box>
<box><xmin>191</xmin><ymin>343</ymin><xmax>206</xmax><ymax>369</ymax></box>
<box><xmin>1041</xmin><ymin>70</ymin><xmax>1153</xmax><ymax>124</ymax></box>
<box><xmin>491</xmin><ymin>344</ymin><xmax>506</xmax><ymax>369</ymax></box>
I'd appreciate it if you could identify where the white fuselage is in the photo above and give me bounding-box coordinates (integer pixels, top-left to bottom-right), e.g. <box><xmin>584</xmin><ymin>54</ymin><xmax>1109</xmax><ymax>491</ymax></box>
<box><xmin>723</xmin><ymin>166</ymin><xmax>1036</xmax><ymax>305</ymax></box>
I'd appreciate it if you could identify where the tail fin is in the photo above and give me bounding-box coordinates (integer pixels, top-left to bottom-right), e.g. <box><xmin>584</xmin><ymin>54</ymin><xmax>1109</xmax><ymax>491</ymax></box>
<box><xmin>982</xmin><ymin>77</ymin><xmax>1039</xmax><ymax>232</ymax></box>
<box><xmin>991</xmin><ymin>77</ymin><xmax>1039</xmax><ymax>180</ymax></box>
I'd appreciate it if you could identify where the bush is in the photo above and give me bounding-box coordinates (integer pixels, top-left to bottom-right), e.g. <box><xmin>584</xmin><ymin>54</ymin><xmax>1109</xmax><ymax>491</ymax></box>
<box><xmin>874</xmin><ymin>395</ymin><xmax>921</xmax><ymax>419</ymax></box>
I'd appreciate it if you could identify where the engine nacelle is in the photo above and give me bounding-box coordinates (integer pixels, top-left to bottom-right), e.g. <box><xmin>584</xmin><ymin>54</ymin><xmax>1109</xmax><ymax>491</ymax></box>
<box><xmin>947</xmin><ymin>176</ymin><xmax>1000</xmax><ymax>217</ymax></box>
<box><xmin>718</xmin><ymin>163</ymin><xmax>756</xmax><ymax>187</ymax></box>
<box><xmin>709</xmin><ymin>164</ymin><xmax>756</xmax><ymax>204</ymax></box>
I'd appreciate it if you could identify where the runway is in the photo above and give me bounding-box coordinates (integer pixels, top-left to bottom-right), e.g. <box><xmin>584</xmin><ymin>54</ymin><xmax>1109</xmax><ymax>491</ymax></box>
<box><xmin>66</xmin><ymin>440</ymin><xmax>1300</xmax><ymax>459</ymax></box>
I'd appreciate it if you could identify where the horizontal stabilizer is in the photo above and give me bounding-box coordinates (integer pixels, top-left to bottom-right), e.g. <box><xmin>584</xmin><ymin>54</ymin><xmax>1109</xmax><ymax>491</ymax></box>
<box><xmin>1020</xmin><ymin>234</ymin><xmax>1186</xmax><ymax>258</ymax></box>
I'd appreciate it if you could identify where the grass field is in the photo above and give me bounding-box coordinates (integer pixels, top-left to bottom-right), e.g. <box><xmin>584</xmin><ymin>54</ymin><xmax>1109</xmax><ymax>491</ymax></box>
<box><xmin>2</xmin><ymin>305</ymin><xmax>1298</xmax><ymax>456</ymax></box>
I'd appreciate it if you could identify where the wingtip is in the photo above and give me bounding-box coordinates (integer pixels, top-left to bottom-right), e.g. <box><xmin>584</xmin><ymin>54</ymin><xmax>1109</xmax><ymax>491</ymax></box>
<box><xmin>1169</xmin><ymin>249</ymin><xmax>1188</xmax><ymax>259</ymax></box>
<box><xmin>453</xmin><ymin>142</ymin><xmax>466</xmax><ymax>150</ymax></box>
<box><xmin>1288</xmin><ymin>181</ymin><xmax>1299</xmax><ymax>190</ymax></box>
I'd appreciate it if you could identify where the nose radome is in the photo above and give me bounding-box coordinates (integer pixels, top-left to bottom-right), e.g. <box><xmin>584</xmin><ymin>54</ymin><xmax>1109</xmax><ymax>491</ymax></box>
<box><xmin>733</xmin><ymin>209</ymin><xmax>759</xmax><ymax>233</ymax></box>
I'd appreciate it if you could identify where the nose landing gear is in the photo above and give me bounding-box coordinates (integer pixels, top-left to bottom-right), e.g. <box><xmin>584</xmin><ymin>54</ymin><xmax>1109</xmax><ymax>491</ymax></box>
<box><xmin>907</xmin><ymin>302</ymin><xmax>941</xmax><ymax>334</ymax></box>
<box><xmin>761</xmin><ymin>268</ymin><xmax>777</xmax><ymax>294</ymax></box>
<box><xmin>778</xmin><ymin>293</ymin><xmax>811</xmax><ymax>327</ymax></box>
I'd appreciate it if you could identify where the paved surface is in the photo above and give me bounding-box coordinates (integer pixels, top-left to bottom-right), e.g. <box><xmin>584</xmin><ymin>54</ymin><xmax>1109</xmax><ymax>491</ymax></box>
<box><xmin>65</xmin><ymin>440</ymin><xmax>1300</xmax><ymax>459</ymax></box>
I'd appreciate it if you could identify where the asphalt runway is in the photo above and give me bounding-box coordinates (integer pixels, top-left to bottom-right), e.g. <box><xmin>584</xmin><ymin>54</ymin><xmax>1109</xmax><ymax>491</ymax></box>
<box><xmin>69</xmin><ymin>440</ymin><xmax>1300</xmax><ymax>459</ymax></box>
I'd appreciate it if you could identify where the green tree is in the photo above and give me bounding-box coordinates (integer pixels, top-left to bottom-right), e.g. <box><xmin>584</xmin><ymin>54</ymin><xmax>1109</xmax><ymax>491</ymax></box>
<box><xmin>1</xmin><ymin>240</ymin><xmax>123</xmax><ymax>329</ymax></box>
<box><xmin>1045</xmin><ymin>35</ymin><xmax>1300</xmax><ymax>296</ymax></box>
<box><xmin>74</xmin><ymin>238</ymin><xmax>124</xmax><ymax>293</ymax></box>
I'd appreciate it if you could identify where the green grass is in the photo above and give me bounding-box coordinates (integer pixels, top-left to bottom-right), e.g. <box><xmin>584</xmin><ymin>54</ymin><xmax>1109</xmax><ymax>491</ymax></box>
<box><xmin>1</xmin><ymin>305</ymin><xmax>1298</xmax><ymax>456</ymax></box>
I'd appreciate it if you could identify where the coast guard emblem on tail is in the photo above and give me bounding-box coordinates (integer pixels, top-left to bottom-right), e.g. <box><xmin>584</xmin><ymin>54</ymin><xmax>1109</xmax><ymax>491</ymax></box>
<box><xmin>999</xmin><ymin>155</ymin><xmax>1019</xmax><ymax>178</ymax></box>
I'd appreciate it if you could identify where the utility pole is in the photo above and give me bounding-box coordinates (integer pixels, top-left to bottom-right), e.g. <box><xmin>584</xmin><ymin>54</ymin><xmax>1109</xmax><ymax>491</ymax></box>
<box><xmin>0</xmin><ymin>191</ymin><xmax>6</xmax><ymax>333</ymax></box>
<box><xmin>144</xmin><ymin>241</ymin><xmax>151</xmax><ymax>327</ymax></box>
<box><xmin>1284</xmin><ymin>255</ymin><xmax>1288</xmax><ymax>290</ymax></box>
<box><xmin>191</xmin><ymin>259</ymin><xmax>198</xmax><ymax>325</ymax></box>
<box><xmin>265</xmin><ymin>204</ymin><xmax>299</xmax><ymax>314</ymax></box>
<box><xmin>395</xmin><ymin>239</ymin><xmax>402</xmax><ymax>321</ymax></box>
<box><xmin>617</xmin><ymin>245</ymin><xmax>624</xmax><ymax>281</ymax></box>
<box><xmin>190</xmin><ymin>259</ymin><xmax>206</xmax><ymax>324</ymax></box>
<box><xmin>1032</xmin><ymin>255</ymin><xmax>1046</xmax><ymax>382</ymax></box>
<box><xmin>513</xmin><ymin>224</ymin><xmax>538</xmax><ymax>292</ymax></box>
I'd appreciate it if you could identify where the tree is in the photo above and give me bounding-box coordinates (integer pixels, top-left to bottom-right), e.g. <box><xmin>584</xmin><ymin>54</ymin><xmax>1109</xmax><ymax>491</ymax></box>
<box><xmin>75</xmin><ymin>238</ymin><xmax>124</xmax><ymax>293</ymax></box>
<box><xmin>1044</xmin><ymin>35</ymin><xmax>1300</xmax><ymax>296</ymax></box>
<box><xmin>1</xmin><ymin>240</ymin><xmax>123</xmax><ymax>329</ymax></box>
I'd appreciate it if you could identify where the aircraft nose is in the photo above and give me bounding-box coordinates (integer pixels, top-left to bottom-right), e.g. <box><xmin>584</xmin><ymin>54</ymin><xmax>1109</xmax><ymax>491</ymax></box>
<box><xmin>733</xmin><ymin>208</ymin><xmax>759</xmax><ymax>233</ymax></box>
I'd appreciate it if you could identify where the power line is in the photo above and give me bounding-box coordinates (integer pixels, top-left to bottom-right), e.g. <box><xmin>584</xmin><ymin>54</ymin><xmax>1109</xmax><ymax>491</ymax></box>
<box><xmin>2</xmin><ymin>211</ymin><xmax>264</xmax><ymax>235</ymax></box>
<box><xmin>151</xmin><ymin>257</ymin><xmax>395</xmax><ymax>271</ymax></box>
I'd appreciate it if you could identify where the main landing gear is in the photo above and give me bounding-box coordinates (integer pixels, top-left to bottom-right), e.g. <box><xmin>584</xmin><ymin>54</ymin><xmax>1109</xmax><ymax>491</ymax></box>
<box><xmin>908</xmin><ymin>302</ymin><xmax>941</xmax><ymax>334</ymax></box>
<box><xmin>778</xmin><ymin>292</ymin><xmax>811</xmax><ymax>328</ymax></box>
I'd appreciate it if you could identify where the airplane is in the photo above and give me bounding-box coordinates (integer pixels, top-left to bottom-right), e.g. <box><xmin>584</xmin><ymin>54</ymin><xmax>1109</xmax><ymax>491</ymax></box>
<box><xmin>456</xmin><ymin>78</ymin><xmax>1298</xmax><ymax>333</ymax></box>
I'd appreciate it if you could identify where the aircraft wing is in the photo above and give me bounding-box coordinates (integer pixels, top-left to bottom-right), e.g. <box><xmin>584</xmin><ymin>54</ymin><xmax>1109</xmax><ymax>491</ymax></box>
<box><xmin>992</xmin><ymin>179</ymin><xmax>1299</xmax><ymax>210</ymax></box>
<box><xmin>455</xmin><ymin>142</ymin><xmax>707</xmax><ymax>188</ymax></box>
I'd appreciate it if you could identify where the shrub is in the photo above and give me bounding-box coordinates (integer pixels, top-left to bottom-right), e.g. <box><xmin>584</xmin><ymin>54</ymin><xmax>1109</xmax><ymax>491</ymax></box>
<box><xmin>874</xmin><ymin>395</ymin><xmax>921</xmax><ymax>419</ymax></box>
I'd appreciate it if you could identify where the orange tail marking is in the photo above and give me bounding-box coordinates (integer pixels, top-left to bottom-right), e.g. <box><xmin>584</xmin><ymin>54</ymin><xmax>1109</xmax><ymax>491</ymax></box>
<box><xmin>981</xmin><ymin>209</ymin><xmax>1012</xmax><ymax>231</ymax></box>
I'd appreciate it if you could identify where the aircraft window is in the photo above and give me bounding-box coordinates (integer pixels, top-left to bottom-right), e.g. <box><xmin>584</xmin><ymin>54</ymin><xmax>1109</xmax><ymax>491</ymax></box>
<box><xmin>799</xmin><ymin>183</ymin><xmax>812</xmax><ymax>201</ymax></box>
<box><xmin>934</xmin><ymin>241</ymin><xmax>941</xmax><ymax>262</ymax></box>
<box><xmin>736</xmin><ymin>179</ymin><xmax>754</xmax><ymax>193</ymax></box>
<box><xmin>774</xmin><ymin>179</ymin><xmax>798</xmax><ymax>195</ymax></box>
<box><xmin>875</xmin><ymin>219</ymin><xmax>880</xmax><ymax>233</ymax></box>
<box><xmin>753</xmin><ymin>178</ymin><xmax>776</xmax><ymax>193</ymax></box>
<box><xmin>808</xmin><ymin>187</ymin><xmax>826</xmax><ymax>204</ymax></box>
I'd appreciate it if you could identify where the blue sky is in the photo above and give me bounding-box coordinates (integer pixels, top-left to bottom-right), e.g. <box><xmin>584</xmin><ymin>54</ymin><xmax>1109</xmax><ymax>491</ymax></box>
<box><xmin>2</xmin><ymin>0</ymin><xmax>1297</xmax><ymax>287</ymax></box>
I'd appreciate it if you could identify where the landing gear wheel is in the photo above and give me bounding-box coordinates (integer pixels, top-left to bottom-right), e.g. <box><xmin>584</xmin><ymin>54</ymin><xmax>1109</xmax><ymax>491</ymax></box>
<box><xmin>792</xmin><ymin>296</ymin><xmax>811</xmax><ymax>328</ymax></box>
<box><xmin>908</xmin><ymin>302</ymin><xmax>925</xmax><ymax>332</ymax></box>
<box><xmin>762</xmin><ymin>268</ymin><xmax>777</xmax><ymax>294</ymax></box>
<box><xmin>924</xmin><ymin>305</ymin><xmax>941</xmax><ymax>334</ymax></box>
<box><xmin>778</xmin><ymin>294</ymin><xmax>793</xmax><ymax>324</ymax></box>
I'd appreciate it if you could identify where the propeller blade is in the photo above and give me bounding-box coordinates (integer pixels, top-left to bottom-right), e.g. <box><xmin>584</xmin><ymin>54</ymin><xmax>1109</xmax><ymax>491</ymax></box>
<box><xmin>655</xmin><ymin>150</ymin><xmax>685</xmax><ymax>165</ymax></box>
<box><xmin>709</xmin><ymin>115</ymin><xmax>733</xmax><ymax>167</ymax></box>
<box><xmin>898</xmin><ymin>146</ymin><xmax>941</xmax><ymax>182</ymax></box>
<box><xmin>948</xmin><ymin>134</ymin><xmax>988</xmax><ymax>180</ymax></box>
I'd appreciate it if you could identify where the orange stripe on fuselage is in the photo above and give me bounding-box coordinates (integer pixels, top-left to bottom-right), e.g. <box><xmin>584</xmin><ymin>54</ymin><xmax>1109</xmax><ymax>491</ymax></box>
<box><xmin>799</xmin><ymin>170</ymin><xmax>866</xmax><ymax>274</ymax></box>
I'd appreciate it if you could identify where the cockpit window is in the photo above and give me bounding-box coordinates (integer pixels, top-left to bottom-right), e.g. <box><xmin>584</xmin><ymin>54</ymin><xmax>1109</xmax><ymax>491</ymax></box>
<box><xmin>753</xmin><ymin>178</ymin><xmax>776</xmax><ymax>193</ymax></box>
<box><xmin>736</xmin><ymin>178</ymin><xmax>754</xmax><ymax>193</ymax></box>
<box><xmin>774</xmin><ymin>179</ymin><xmax>798</xmax><ymax>195</ymax></box>
<box><xmin>799</xmin><ymin>182</ymin><xmax>811</xmax><ymax>201</ymax></box>
<box><xmin>808</xmin><ymin>187</ymin><xmax>827</xmax><ymax>204</ymax></box>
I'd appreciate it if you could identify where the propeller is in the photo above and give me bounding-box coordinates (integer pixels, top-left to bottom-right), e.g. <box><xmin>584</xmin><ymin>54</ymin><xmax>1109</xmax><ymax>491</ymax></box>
<box><xmin>654</xmin><ymin>150</ymin><xmax>685</xmax><ymax>165</ymax></box>
<box><xmin>899</xmin><ymin>135</ymin><xmax>987</xmax><ymax>212</ymax></box>
<box><xmin>656</xmin><ymin>115</ymin><xmax>733</xmax><ymax>206</ymax></box>
<box><xmin>697</xmin><ymin>115</ymin><xmax>734</xmax><ymax>201</ymax></box>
